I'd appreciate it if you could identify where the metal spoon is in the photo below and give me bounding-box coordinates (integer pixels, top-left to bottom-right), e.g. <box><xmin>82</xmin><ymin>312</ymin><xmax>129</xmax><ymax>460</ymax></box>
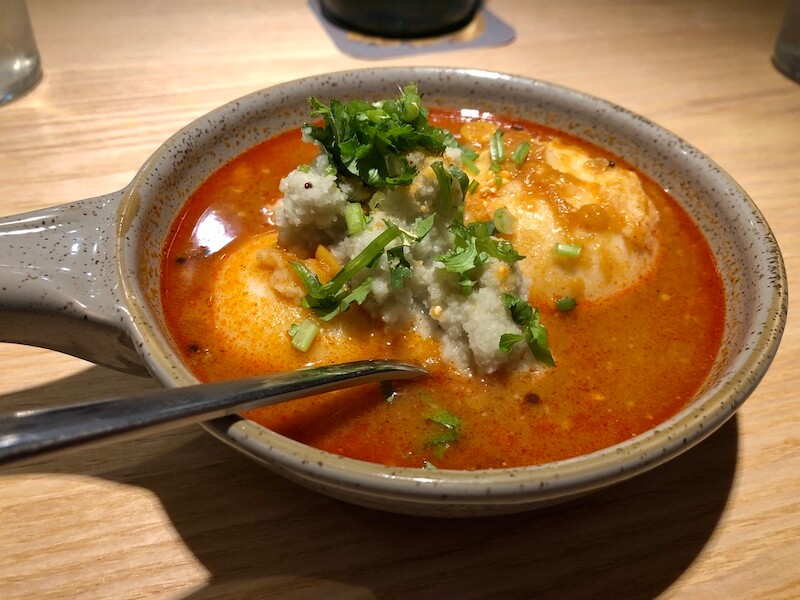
<box><xmin>0</xmin><ymin>360</ymin><xmax>426</xmax><ymax>466</ymax></box>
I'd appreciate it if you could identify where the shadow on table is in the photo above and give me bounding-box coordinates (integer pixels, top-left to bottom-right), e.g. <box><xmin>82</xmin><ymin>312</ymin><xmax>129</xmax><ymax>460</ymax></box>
<box><xmin>3</xmin><ymin>365</ymin><xmax>738</xmax><ymax>599</ymax></box>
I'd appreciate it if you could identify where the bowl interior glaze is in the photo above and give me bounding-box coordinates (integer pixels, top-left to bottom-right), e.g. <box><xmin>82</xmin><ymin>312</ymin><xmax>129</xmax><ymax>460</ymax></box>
<box><xmin>117</xmin><ymin>68</ymin><xmax>787</xmax><ymax>516</ymax></box>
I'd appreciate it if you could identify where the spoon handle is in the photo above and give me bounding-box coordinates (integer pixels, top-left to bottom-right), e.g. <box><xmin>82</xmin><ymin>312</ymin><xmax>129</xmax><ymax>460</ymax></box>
<box><xmin>0</xmin><ymin>360</ymin><xmax>425</xmax><ymax>466</ymax></box>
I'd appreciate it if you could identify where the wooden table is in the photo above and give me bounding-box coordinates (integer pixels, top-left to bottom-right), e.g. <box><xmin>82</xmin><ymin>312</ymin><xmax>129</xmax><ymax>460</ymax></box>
<box><xmin>1</xmin><ymin>1</ymin><xmax>798</xmax><ymax>597</ymax></box>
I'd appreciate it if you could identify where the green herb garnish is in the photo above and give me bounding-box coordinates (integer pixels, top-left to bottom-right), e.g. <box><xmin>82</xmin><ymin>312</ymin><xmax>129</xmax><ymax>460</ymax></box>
<box><xmin>431</xmin><ymin>160</ymin><xmax>454</xmax><ymax>214</ymax></box>
<box><xmin>492</xmin><ymin>207</ymin><xmax>516</xmax><ymax>234</ymax></box>
<box><xmin>393</xmin><ymin>214</ymin><xmax>436</xmax><ymax>246</ymax></box>
<box><xmin>387</xmin><ymin>246</ymin><xmax>412</xmax><ymax>288</ymax></box>
<box><xmin>511</xmin><ymin>141</ymin><xmax>531</xmax><ymax>165</ymax></box>
<box><xmin>321</xmin><ymin>277</ymin><xmax>373</xmax><ymax>321</ymax></box>
<box><xmin>438</xmin><ymin>236</ymin><xmax>481</xmax><ymax>275</ymax></box>
<box><xmin>503</xmin><ymin>293</ymin><xmax>534</xmax><ymax>324</ymax></box>
<box><xmin>288</xmin><ymin>318</ymin><xmax>319</xmax><ymax>352</ymax></box>
<box><xmin>435</xmin><ymin>218</ymin><xmax>525</xmax><ymax>296</ymax></box>
<box><xmin>303</xmin><ymin>84</ymin><xmax>452</xmax><ymax>189</ymax></box>
<box><xmin>368</xmin><ymin>191</ymin><xmax>385</xmax><ymax>210</ymax></box>
<box><xmin>426</xmin><ymin>410</ymin><xmax>462</xmax><ymax>457</ymax></box>
<box><xmin>449</xmin><ymin>164</ymin><xmax>469</xmax><ymax>193</ymax></box>
<box><xmin>450</xmin><ymin>219</ymin><xmax>524</xmax><ymax>265</ymax></box>
<box><xmin>500</xmin><ymin>293</ymin><xmax>555</xmax><ymax>367</ymax></box>
<box><xmin>555</xmin><ymin>242</ymin><xmax>582</xmax><ymax>259</ymax></box>
<box><xmin>344</xmin><ymin>202</ymin><xmax>367</xmax><ymax>235</ymax></box>
<box><xmin>290</xmin><ymin>225</ymin><xmax>402</xmax><ymax>320</ymax></box>
<box><xmin>412</xmin><ymin>214</ymin><xmax>435</xmax><ymax>240</ymax></box>
<box><xmin>489</xmin><ymin>129</ymin><xmax>505</xmax><ymax>163</ymax></box>
<box><xmin>461</xmin><ymin>153</ymin><xmax>480</xmax><ymax>175</ymax></box>
<box><xmin>555</xmin><ymin>296</ymin><xmax>577</xmax><ymax>312</ymax></box>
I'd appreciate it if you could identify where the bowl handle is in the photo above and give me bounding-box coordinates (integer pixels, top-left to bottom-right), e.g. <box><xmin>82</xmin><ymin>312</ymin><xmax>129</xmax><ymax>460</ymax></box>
<box><xmin>0</xmin><ymin>192</ymin><xmax>149</xmax><ymax>375</ymax></box>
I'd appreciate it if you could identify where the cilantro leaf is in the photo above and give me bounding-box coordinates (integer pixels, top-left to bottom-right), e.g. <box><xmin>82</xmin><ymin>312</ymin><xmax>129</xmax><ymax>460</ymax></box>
<box><xmin>438</xmin><ymin>236</ymin><xmax>481</xmax><ymax>275</ymax></box>
<box><xmin>525</xmin><ymin>309</ymin><xmax>555</xmax><ymax>367</ymax></box>
<box><xmin>412</xmin><ymin>214</ymin><xmax>435</xmax><ymax>240</ymax></box>
<box><xmin>387</xmin><ymin>246</ymin><xmax>412</xmax><ymax>288</ymax></box>
<box><xmin>451</xmin><ymin>219</ymin><xmax>525</xmax><ymax>266</ymax></box>
<box><xmin>504</xmin><ymin>293</ymin><xmax>534</xmax><ymax>325</ymax></box>
<box><xmin>500</xmin><ymin>294</ymin><xmax>555</xmax><ymax>366</ymax></box>
<box><xmin>426</xmin><ymin>410</ymin><xmax>462</xmax><ymax>457</ymax></box>
<box><xmin>318</xmin><ymin>277</ymin><xmax>374</xmax><ymax>322</ymax></box>
<box><xmin>430</xmin><ymin>411</ymin><xmax>462</xmax><ymax>430</ymax></box>
<box><xmin>435</xmin><ymin>218</ymin><xmax>525</xmax><ymax>295</ymax></box>
<box><xmin>499</xmin><ymin>333</ymin><xmax>523</xmax><ymax>353</ymax></box>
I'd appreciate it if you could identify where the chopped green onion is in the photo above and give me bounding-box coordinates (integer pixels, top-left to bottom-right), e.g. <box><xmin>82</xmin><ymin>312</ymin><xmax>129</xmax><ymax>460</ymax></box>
<box><xmin>290</xmin><ymin>225</ymin><xmax>402</xmax><ymax>318</ymax></box>
<box><xmin>492</xmin><ymin>207</ymin><xmax>516</xmax><ymax>234</ymax></box>
<box><xmin>555</xmin><ymin>296</ymin><xmax>577</xmax><ymax>311</ymax></box>
<box><xmin>322</xmin><ymin>226</ymin><xmax>401</xmax><ymax>296</ymax></box>
<box><xmin>400</xmin><ymin>84</ymin><xmax>421</xmax><ymax>122</ymax></box>
<box><xmin>344</xmin><ymin>202</ymin><xmax>367</xmax><ymax>235</ymax></box>
<box><xmin>289</xmin><ymin>318</ymin><xmax>319</xmax><ymax>352</ymax></box>
<box><xmin>461</xmin><ymin>154</ymin><xmax>480</xmax><ymax>175</ymax></box>
<box><xmin>431</xmin><ymin>161</ymin><xmax>453</xmax><ymax>214</ymax></box>
<box><xmin>489</xmin><ymin>129</ymin><xmax>505</xmax><ymax>163</ymax></box>
<box><xmin>461</xmin><ymin>146</ymin><xmax>479</xmax><ymax>162</ymax></box>
<box><xmin>555</xmin><ymin>242</ymin><xmax>582</xmax><ymax>259</ymax></box>
<box><xmin>511</xmin><ymin>141</ymin><xmax>530</xmax><ymax>165</ymax></box>
<box><xmin>368</xmin><ymin>191</ymin><xmax>385</xmax><ymax>210</ymax></box>
<box><xmin>467</xmin><ymin>179</ymin><xmax>480</xmax><ymax>195</ymax></box>
<box><xmin>449</xmin><ymin>164</ymin><xmax>469</xmax><ymax>197</ymax></box>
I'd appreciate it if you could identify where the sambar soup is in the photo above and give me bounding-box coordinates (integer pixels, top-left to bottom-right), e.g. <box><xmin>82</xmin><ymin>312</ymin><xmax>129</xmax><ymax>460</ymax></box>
<box><xmin>161</xmin><ymin>86</ymin><xmax>724</xmax><ymax>469</ymax></box>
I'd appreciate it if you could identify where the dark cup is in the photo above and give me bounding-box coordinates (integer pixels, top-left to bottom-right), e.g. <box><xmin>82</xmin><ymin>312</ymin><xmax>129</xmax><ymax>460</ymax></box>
<box><xmin>319</xmin><ymin>0</ymin><xmax>482</xmax><ymax>38</ymax></box>
<box><xmin>773</xmin><ymin>0</ymin><xmax>800</xmax><ymax>83</ymax></box>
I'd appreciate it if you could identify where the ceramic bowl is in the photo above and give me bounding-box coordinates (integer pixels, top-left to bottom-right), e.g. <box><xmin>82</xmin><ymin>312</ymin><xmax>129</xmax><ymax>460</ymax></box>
<box><xmin>0</xmin><ymin>68</ymin><xmax>787</xmax><ymax>516</ymax></box>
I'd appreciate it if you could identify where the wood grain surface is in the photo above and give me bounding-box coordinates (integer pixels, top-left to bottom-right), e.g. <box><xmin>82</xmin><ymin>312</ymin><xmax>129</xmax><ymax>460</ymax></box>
<box><xmin>0</xmin><ymin>1</ymin><xmax>798</xmax><ymax>598</ymax></box>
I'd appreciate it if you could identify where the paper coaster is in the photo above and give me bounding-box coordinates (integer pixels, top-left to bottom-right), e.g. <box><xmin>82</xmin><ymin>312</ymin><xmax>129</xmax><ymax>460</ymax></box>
<box><xmin>309</xmin><ymin>1</ymin><xmax>516</xmax><ymax>60</ymax></box>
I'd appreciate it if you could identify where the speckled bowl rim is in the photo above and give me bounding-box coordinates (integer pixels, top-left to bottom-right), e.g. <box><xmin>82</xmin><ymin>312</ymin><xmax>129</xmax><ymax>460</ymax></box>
<box><xmin>118</xmin><ymin>67</ymin><xmax>787</xmax><ymax>513</ymax></box>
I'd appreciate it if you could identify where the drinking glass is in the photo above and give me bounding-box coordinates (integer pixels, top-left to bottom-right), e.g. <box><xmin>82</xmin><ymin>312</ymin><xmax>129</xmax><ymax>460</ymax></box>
<box><xmin>0</xmin><ymin>0</ymin><xmax>42</xmax><ymax>105</ymax></box>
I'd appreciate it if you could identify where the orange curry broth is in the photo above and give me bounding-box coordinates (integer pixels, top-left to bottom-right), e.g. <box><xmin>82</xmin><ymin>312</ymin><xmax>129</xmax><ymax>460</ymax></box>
<box><xmin>160</xmin><ymin>110</ymin><xmax>725</xmax><ymax>470</ymax></box>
